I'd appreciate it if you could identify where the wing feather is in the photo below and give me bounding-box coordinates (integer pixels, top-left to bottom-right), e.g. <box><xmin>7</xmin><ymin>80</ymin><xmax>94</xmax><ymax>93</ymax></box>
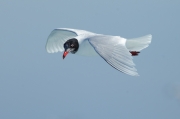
<box><xmin>46</xmin><ymin>28</ymin><xmax>95</xmax><ymax>53</ymax></box>
<box><xmin>88</xmin><ymin>35</ymin><xmax>139</xmax><ymax>76</ymax></box>
<box><xmin>46</xmin><ymin>29</ymin><xmax>78</xmax><ymax>53</ymax></box>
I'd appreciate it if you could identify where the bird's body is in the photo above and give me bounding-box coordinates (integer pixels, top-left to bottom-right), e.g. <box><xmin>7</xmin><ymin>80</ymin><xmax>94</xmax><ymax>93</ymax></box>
<box><xmin>46</xmin><ymin>28</ymin><xmax>152</xmax><ymax>76</ymax></box>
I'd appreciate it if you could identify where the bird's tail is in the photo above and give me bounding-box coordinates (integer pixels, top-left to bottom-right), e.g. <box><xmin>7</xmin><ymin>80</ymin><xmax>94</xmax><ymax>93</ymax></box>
<box><xmin>126</xmin><ymin>34</ymin><xmax>152</xmax><ymax>56</ymax></box>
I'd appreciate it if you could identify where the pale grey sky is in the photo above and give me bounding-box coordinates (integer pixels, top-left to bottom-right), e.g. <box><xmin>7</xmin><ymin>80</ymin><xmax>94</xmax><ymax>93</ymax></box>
<box><xmin>0</xmin><ymin>0</ymin><xmax>180</xmax><ymax>119</ymax></box>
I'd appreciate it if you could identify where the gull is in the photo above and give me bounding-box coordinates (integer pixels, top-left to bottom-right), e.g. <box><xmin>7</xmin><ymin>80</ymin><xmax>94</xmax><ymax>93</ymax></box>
<box><xmin>46</xmin><ymin>28</ymin><xmax>152</xmax><ymax>76</ymax></box>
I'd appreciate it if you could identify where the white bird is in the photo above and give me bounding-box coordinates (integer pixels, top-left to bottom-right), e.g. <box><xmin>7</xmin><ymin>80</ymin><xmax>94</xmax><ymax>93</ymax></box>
<box><xmin>46</xmin><ymin>28</ymin><xmax>152</xmax><ymax>76</ymax></box>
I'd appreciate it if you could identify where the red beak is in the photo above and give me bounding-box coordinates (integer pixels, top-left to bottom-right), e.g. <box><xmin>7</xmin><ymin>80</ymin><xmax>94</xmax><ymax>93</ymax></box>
<box><xmin>63</xmin><ymin>51</ymin><xmax>69</xmax><ymax>59</ymax></box>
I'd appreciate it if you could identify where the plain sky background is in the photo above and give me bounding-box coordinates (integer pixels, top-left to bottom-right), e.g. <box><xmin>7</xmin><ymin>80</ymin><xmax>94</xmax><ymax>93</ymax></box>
<box><xmin>1</xmin><ymin>0</ymin><xmax>180</xmax><ymax>119</ymax></box>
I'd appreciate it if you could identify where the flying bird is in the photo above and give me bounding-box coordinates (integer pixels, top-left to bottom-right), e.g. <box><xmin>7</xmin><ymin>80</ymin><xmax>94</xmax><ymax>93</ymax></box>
<box><xmin>46</xmin><ymin>28</ymin><xmax>152</xmax><ymax>76</ymax></box>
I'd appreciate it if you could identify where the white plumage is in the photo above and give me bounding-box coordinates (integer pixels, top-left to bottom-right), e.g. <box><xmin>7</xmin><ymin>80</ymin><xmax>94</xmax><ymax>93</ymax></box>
<box><xmin>46</xmin><ymin>28</ymin><xmax>152</xmax><ymax>76</ymax></box>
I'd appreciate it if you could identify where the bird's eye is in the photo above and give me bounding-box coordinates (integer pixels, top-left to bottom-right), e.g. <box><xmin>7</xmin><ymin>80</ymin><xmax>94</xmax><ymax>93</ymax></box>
<box><xmin>71</xmin><ymin>44</ymin><xmax>74</xmax><ymax>47</ymax></box>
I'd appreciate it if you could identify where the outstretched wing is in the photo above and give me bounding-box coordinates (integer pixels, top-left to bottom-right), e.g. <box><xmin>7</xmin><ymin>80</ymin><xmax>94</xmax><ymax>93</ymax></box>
<box><xmin>88</xmin><ymin>35</ymin><xmax>139</xmax><ymax>76</ymax></box>
<box><xmin>46</xmin><ymin>28</ymin><xmax>95</xmax><ymax>53</ymax></box>
<box><xmin>46</xmin><ymin>28</ymin><xmax>78</xmax><ymax>53</ymax></box>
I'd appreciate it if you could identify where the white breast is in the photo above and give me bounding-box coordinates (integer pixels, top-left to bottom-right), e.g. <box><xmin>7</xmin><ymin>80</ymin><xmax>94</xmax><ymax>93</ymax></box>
<box><xmin>75</xmin><ymin>34</ymin><xmax>99</xmax><ymax>56</ymax></box>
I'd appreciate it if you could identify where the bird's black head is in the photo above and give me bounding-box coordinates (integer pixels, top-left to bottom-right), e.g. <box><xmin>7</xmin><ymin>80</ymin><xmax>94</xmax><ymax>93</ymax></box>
<box><xmin>63</xmin><ymin>38</ymin><xmax>79</xmax><ymax>59</ymax></box>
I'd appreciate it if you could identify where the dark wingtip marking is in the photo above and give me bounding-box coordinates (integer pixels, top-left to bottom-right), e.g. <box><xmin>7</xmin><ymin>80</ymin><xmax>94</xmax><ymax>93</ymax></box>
<box><xmin>130</xmin><ymin>51</ymin><xmax>140</xmax><ymax>56</ymax></box>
